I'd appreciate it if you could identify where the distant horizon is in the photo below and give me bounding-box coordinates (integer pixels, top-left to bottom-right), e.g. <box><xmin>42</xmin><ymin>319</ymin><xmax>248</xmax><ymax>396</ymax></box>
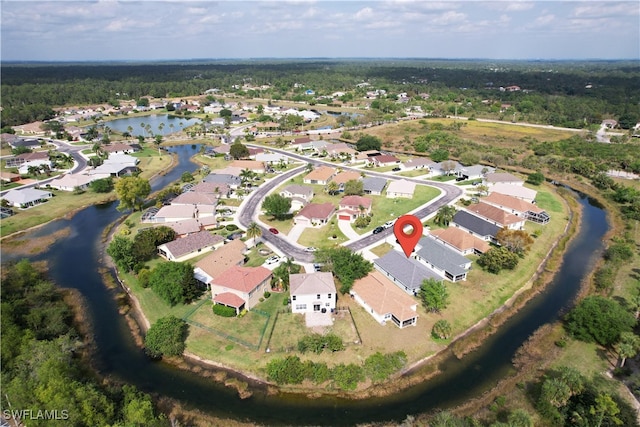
<box><xmin>2</xmin><ymin>1</ymin><xmax>638</xmax><ymax>62</ymax></box>
<box><xmin>3</xmin><ymin>56</ymin><xmax>639</xmax><ymax>65</ymax></box>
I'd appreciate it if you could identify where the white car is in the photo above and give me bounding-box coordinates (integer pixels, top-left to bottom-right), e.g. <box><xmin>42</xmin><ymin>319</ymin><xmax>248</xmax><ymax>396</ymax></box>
<box><xmin>265</xmin><ymin>255</ymin><xmax>280</xmax><ymax>265</ymax></box>
<box><xmin>303</xmin><ymin>247</ymin><xmax>318</xmax><ymax>252</ymax></box>
<box><xmin>383</xmin><ymin>220</ymin><xmax>395</xmax><ymax>229</ymax></box>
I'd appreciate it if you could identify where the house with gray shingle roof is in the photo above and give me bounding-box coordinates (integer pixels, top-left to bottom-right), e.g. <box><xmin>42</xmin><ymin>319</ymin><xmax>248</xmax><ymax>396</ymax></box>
<box><xmin>414</xmin><ymin>237</ymin><xmax>471</xmax><ymax>282</ymax></box>
<box><xmin>202</xmin><ymin>173</ymin><xmax>242</xmax><ymax>188</ymax></box>
<box><xmin>362</xmin><ymin>177</ymin><xmax>387</xmax><ymax>195</ymax></box>
<box><xmin>451</xmin><ymin>210</ymin><xmax>501</xmax><ymax>244</ymax></box>
<box><xmin>157</xmin><ymin>231</ymin><xmax>224</xmax><ymax>262</ymax></box>
<box><xmin>374</xmin><ymin>250</ymin><xmax>442</xmax><ymax>295</ymax></box>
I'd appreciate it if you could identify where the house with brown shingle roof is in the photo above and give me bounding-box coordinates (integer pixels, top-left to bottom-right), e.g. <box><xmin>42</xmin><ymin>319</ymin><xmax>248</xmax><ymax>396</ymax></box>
<box><xmin>303</xmin><ymin>166</ymin><xmax>336</xmax><ymax>185</ymax></box>
<box><xmin>157</xmin><ymin>231</ymin><xmax>224</xmax><ymax>261</ymax></box>
<box><xmin>331</xmin><ymin>171</ymin><xmax>362</xmax><ymax>186</ymax></box>
<box><xmin>171</xmin><ymin>192</ymin><xmax>219</xmax><ymax>206</ymax></box>
<box><xmin>401</xmin><ymin>157</ymin><xmax>435</xmax><ymax>171</ymax></box>
<box><xmin>230</xmin><ymin>160</ymin><xmax>266</xmax><ymax>174</ymax></box>
<box><xmin>323</xmin><ymin>143</ymin><xmax>356</xmax><ymax>160</ymax></box>
<box><xmin>482</xmin><ymin>192</ymin><xmax>549</xmax><ymax>224</ymax></box>
<box><xmin>210</xmin><ymin>265</ymin><xmax>272</xmax><ymax>313</ymax></box>
<box><xmin>294</xmin><ymin>203</ymin><xmax>336</xmax><ymax>226</ymax></box>
<box><xmin>428</xmin><ymin>227</ymin><xmax>491</xmax><ymax>256</ymax></box>
<box><xmin>337</xmin><ymin>195</ymin><xmax>372</xmax><ymax>222</ymax></box>
<box><xmin>102</xmin><ymin>143</ymin><xmax>138</xmax><ymax>154</ymax></box>
<box><xmin>290</xmin><ymin>136</ymin><xmax>314</xmax><ymax>150</ymax></box>
<box><xmin>368</xmin><ymin>154</ymin><xmax>400</xmax><ymax>167</ymax></box>
<box><xmin>290</xmin><ymin>272</ymin><xmax>337</xmax><ymax>314</ymax></box>
<box><xmin>350</xmin><ymin>271</ymin><xmax>418</xmax><ymax>328</ymax></box>
<box><xmin>188</xmin><ymin>182</ymin><xmax>231</xmax><ymax>198</ymax></box>
<box><xmin>466</xmin><ymin>202</ymin><xmax>525</xmax><ymax>230</ymax></box>
<box><xmin>193</xmin><ymin>240</ymin><xmax>247</xmax><ymax>285</ymax></box>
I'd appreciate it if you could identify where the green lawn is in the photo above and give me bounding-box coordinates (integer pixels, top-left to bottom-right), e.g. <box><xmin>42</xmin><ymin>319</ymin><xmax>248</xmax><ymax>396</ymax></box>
<box><xmin>0</xmin><ymin>189</ymin><xmax>116</xmax><ymax>237</ymax></box>
<box><xmin>272</xmin><ymin>177</ymin><xmax>440</xmax><ymax>235</ymax></box>
<box><xmin>297</xmin><ymin>223</ymin><xmax>348</xmax><ymax>249</ymax></box>
<box><xmin>370</xmin><ymin>243</ymin><xmax>393</xmax><ymax>257</ymax></box>
<box><xmin>535</xmin><ymin>188</ymin><xmax>564</xmax><ymax>213</ymax></box>
<box><xmin>398</xmin><ymin>169</ymin><xmax>430</xmax><ymax>178</ymax></box>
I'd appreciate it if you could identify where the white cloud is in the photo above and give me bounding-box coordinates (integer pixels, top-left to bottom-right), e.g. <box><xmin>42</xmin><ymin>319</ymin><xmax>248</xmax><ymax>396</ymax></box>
<box><xmin>526</xmin><ymin>13</ymin><xmax>555</xmax><ymax>29</ymax></box>
<box><xmin>354</xmin><ymin>7</ymin><xmax>375</xmax><ymax>20</ymax></box>
<box><xmin>572</xmin><ymin>2</ymin><xmax>637</xmax><ymax>18</ymax></box>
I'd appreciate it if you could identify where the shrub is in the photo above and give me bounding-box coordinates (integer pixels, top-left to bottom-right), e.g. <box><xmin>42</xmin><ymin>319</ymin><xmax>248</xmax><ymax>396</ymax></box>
<box><xmin>225</xmin><ymin>224</ymin><xmax>239</xmax><ymax>232</ymax></box>
<box><xmin>144</xmin><ymin>316</ymin><xmax>187</xmax><ymax>358</ymax></box>
<box><xmin>212</xmin><ymin>304</ymin><xmax>237</xmax><ymax>317</ymax></box>
<box><xmin>263</xmin><ymin>291</ymin><xmax>271</xmax><ymax>299</ymax></box>
<box><xmin>432</xmin><ymin>319</ymin><xmax>452</xmax><ymax>339</ymax></box>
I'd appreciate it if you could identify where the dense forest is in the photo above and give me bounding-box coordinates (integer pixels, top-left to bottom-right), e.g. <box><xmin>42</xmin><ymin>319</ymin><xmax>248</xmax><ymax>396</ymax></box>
<box><xmin>1</xmin><ymin>59</ymin><xmax>639</xmax><ymax>129</ymax></box>
<box><xmin>0</xmin><ymin>260</ymin><xmax>168</xmax><ymax>427</ymax></box>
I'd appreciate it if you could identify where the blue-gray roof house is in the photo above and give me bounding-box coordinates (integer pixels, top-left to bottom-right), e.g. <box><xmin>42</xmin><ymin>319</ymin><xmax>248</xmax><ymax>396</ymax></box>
<box><xmin>362</xmin><ymin>177</ymin><xmax>387</xmax><ymax>195</ymax></box>
<box><xmin>202</xmin><ymin>173</ymin><xmax>241</xmax><ymax>188</ymax></box>
<box><xmin>374</xmin><ymin>250</ymin><xmax>441</xmax><ymax>295</ymax></box>
<box><xmin>414</xmin><ymin>237</ymin><xmax>471</xmax><ymax>282</ymax></box>
<box><xmin>451</xmin><ymin>210</ymin><xmax>501</xmax><ymax>243</ymax></box>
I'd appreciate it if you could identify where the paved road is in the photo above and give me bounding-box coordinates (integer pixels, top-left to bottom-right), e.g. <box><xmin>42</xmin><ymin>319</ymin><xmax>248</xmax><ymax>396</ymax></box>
<box><xmin>237</xmin><ymin>165</ymin><xmax>317</xmax><ymax>263</ymax></box>
<box><xmin>237</xmin><ymin>144</ymin><xmax>464</xmax><ymax>262</ymax></box>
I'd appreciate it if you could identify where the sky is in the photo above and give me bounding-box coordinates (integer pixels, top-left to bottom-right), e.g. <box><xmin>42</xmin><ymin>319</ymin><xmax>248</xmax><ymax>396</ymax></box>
<box><xmin>1</xmin><ymin>1</ymin><xmax>639</xmax><ymax>61</ymax></box>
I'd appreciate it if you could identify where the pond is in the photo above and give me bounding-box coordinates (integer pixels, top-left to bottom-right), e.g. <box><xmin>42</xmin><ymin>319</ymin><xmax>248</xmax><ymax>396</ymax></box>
<box><xmin>102</xmin><ymin>114</ymin><xmax>202</xmax><ymax>136</ymax></box>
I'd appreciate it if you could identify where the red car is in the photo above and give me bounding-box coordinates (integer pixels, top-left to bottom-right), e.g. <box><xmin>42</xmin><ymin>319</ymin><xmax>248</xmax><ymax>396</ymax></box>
<box><xmin>269</xmin><ymin>227</ymin><xmax>279</xmax><ymax>234</ymax></box>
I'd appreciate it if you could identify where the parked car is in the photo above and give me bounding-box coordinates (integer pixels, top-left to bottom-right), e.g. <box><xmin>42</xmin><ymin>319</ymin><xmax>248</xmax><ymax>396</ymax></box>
<box><xmin>383</xmin><ymin>220</ymin><xmax>395</xmax><ymax>229</ymax></box>
<box><xmin>313</xmin><ymin>263</ymin><xmax>323</xmax><ymax>272</ymax></box>
<box><xmin>304</xmin><ymin>247</ymin><xmax>317</xmax><ymax>252</ymax></box>
<box><xmin>269</xmin><ymin>228</ymin><xmax>279</xmax><ymax>234</ymax></box>
<box><xmin>392</xmin><ymin>167</ymin><xmax>401</xmax><ymax>172</ymax></box>
<box><xmin>266</xmin><ymin>255</ymin><xmax>280</xmax><ymax>265</ymax></box>
<box><xmin>372</xmin><ymin>226</ymin><xmax>385</xmax><ymax>234</ymax></box>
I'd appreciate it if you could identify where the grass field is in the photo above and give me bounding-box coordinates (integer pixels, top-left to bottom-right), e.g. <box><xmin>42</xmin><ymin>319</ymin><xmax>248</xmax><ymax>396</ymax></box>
<box><xmin>0</xmin><ymin>190</ymin><xmax>115</xmax><ymax>237</ymax></box>
<box><xmin>366</xmin><ymin>117</ymin><xmax>578</xmax><ymax>152</ymax></box>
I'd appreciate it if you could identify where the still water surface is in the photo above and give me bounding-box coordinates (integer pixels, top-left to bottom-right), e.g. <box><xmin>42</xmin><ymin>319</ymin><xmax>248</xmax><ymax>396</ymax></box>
<box><xmin>104</xmin><ymin>114</ymin><xmax>201</xmax><ymax>135</ymax></box>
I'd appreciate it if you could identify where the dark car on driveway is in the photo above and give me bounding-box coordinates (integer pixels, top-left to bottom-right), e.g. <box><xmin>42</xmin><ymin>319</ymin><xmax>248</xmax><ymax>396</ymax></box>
<box><xmin>372</xmin><ymin>226</ymin><xmax>385</xmax><ymax>234</ymax></box>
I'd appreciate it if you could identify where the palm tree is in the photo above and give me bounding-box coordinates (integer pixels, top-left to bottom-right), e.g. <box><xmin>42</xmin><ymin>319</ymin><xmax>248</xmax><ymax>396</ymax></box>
<box><xmin>239</xmin><ymin>169</ymin><xmax>254</xmax><ymax>189</ymax></box>
<box><xmin>434</xmin><ymin>205</ymin><xmax>457</xmax><ymax>226</ymax></box>
<box><xmin>127</xmin><ymin>125</ymin><xmax>134</xmax><ymax>137</ymax></box>
<box><xmin>27</xmin><ymin>165</ymin><xmax>40</xmax><ymax>177</ymax></box>
<box><xmin>140</xmin><ymin>122</ymin><xmax>146</xmax><ymax>137</ymax></box>
<box><xmin>158</xmin><ymin>122</ymin><xmax>165</xmax><ymax>136</ymax></box>
<box><xmin>246</xmin><ymin>222</ymin><xmax>262</xmax><ymax>247</ymax></box>
<box><xmin>326</xmin><ymin>181</ymin><xmax>339</xmax><ymax>196</ymax></box>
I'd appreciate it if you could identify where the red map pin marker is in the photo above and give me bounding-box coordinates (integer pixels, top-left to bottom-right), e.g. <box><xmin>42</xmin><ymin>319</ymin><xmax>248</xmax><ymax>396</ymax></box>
<box><xmin>393</xmin><ymin>214</ymin><xmax>423</xmax><ymax>258</ymax></box>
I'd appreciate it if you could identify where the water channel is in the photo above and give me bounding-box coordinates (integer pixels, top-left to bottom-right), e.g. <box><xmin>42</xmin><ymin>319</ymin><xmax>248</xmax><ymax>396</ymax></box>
<box><xmin>2</xmin><ymin>144</ymin><xmax>609</xmax><ymax>425</ymax></box>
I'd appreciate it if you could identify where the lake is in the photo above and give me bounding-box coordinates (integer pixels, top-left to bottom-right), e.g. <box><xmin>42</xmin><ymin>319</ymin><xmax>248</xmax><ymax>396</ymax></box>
<box><xmin>104</xmin><ymin>114</ymin><xmax>202</xmax><ymax>135</ymax></box>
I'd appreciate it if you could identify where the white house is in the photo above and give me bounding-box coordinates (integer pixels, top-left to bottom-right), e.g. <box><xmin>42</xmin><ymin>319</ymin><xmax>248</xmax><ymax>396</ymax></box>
<box><xmin>290</xmin><ymin>272</ymin><xmax>337</xmax><ymax>314</ymax></box>
<box><xmin>3</xmin><ymin>188</ymin><xmax>53</xmax><ymax>209</ymax></box>
<box><xmin>386</xmin><ymin>179</ymin><xmax>416</xmax><ymax>198</ymax></box>
<box><xmin>48</xmin><ymin>174</ymin><xmax>95</xmax><ymax>191</ymax></box>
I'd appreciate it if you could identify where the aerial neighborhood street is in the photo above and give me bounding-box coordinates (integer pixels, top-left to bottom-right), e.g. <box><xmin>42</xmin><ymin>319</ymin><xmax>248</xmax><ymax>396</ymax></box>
<box><xmin>2</xmin><ymin>55</ymin><xmax>639</xmax><ymax>426</ymax></box>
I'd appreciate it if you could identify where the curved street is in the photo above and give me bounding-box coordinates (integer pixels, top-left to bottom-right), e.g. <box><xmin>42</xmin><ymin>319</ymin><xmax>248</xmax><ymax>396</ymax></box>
<box><xmin>237</xmin><ymin>144</ymin><xmax>464</xmax><ymax>261</ymax></box>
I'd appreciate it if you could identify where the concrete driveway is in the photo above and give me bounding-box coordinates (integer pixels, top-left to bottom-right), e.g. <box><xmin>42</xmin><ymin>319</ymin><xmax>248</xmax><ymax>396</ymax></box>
<box><xmin>287</xmin><ymin>223</ymin><xmax>307</xmax><ymax>244</ymax></box>
<box><xmin>337</xmin><ymin>220</ymin><xmax>360</xmax><ymax>241</ymax></box>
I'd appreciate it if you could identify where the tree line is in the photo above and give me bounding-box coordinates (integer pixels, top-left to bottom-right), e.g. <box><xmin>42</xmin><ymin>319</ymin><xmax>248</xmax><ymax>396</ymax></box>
<box><xmin>1</xmin><ymin>260</ymin><xmax>168</xmax><ymax>426</ymax></box>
